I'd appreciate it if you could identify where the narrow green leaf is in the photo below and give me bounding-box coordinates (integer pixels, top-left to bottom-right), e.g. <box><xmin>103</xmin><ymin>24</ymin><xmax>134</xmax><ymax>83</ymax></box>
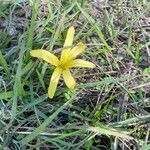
<box><xmin>21</xmin><ymin>60</ymin><xmax>33</xmax><ymax>75</ymax></box>
<box><xmin>0</xmin><ymin>91</ymin><xmax>14</xmax><ymax>100</ymax></box>
<box><xmin>27</xmin><ymin>0</ymin><xmax>38</xmax><ymax>48</ymax></box>
<box><xmin>125</xmin><ymin>29</ymin><xmax>135</xmax><ymax>59</ymax></box>
<box><xmin>135</xmin><ymin>42</ymin><xmax>140</xmax><ymax>65</ymax></box>
<box><xmin>143</xmin><ymin>66</ymin><xmax>150</xmax><ymax>74</ymax></box>
<box><xmin>36</xmin><ymin>69</ymin><xmax>46</xmax><ymax>90</ymax></box>
<box><xmin>12</xmin><ymin>41</ymin><xmax>25</xmax><ymax>119</ymax></box>
<box><xmin>17</xmin><ymin>94</ymin><xmax>47</xmax><ymax>115</ymax></box>
<box><xmin>141</xmin><ymin>144</ymin><xmax>150</xmax><ymax>150</ymax></box>
<box><xmin>87</xmin><ymin>126</ymin><xmax>133</xmax><ymax>140</ymax></box>
<box><xmin>76</xmin><ymin>2</ymin><xmax>112</xmax><ymax>51</ymax></box>
<box><xmin>14</xmin><ymin>47</ymin><xmax>25</xmax><ymax>96</ymax></box>
<box><xmin>0</xmin><ymin>51</ymin><xmax>10</xmax><ymax>78</ymax></box>
<box><xmin>0</xmin><ymin>31</ymin><xmax>10</xmax><ymax>49</ymax></box>
<box><xmin>110</xmin><ymin>114</ymin><xmax>150</xmax><ymax>127</ymax></box>
<box><xmin>79</xmin><ymin>76</ymin><xmax>133</xmax><ymax>88</ymax></box>
<box><xmin>21</xmin><ymin>95</ymin><xmax>75</xmax><ymax>145</ymax></box>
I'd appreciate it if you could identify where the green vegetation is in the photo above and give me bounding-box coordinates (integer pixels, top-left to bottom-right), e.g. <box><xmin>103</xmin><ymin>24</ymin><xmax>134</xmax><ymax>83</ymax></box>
<box><xmin>0</xmin><ymin>0</ymin><xmax>150</xmax><ymax>149</ymax></box>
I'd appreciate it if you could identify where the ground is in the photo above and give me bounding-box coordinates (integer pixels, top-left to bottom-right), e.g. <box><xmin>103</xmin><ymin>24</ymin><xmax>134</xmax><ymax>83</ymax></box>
<box><xmin>0</xmin><ymin>0</ymin><xmax>150</xmax><ymax>150</ymax></box>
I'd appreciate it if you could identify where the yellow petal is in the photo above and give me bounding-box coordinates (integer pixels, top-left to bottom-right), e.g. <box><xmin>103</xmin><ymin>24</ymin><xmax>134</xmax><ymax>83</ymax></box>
<box><xmin>68</xmin><ymin>59</ymin><xmax>96</xmax><ymax>68</ymax></box>
<box><xmin>63</xmin><ymin>26</ymin><xmax>75</xmax><ymax>48</ymax></box>
<box><xmin>62</xmin><ymin>69</ymin><xmax>76</xmax><ymax>90</ymax></box>
<box><xmin>60</xmin><ymin>48</ymin><xmax>70</xmax><ymax>66</ymax></box>
<box><xmin>70</xmin><ymin>42</ymin><xmax>86</xmax><ymax>59</ymax></box>
<box><xmin>30</xmin><ymin>50</ymin><xmax>59</xmax><ymax>66</ymax></box>
<box><xmin>48</xmin><ymin>67</ymin><xmax>62</xmax><ymax>98</ymax></box>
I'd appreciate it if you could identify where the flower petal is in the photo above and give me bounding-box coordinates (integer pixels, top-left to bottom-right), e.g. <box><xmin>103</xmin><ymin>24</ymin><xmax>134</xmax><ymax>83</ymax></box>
<box><xmin>60</xmin><ymin>48</ymin><xmax>70</xmax><ymax>65</ymax></box>
<box><xmin>63</xmin><ymin>26</ymin><xmax>75</xmax><ymax>48</ymax></box>
<box><xmin>70</xmin><ymin>42</ymin><xmax>86</xmax><ymax>59</ymax></box>
<box><xmin>68</xmin><ymin>59</ymin><xmax>96</xmax><ymax>68</ymax></box>
<box><xmin>62</xmin><ymin>69</ymin><xmax>76</xmax><ymax>90</ymax></box>
<box><xmin>48</xmin><ymin>68</ymin><xmax>62</xmax><ymax>98</ymax></box>
<box><xmin>30</xmin><ymin>50</ymin><xmax>59</xmax><ymax>66</ymax></box>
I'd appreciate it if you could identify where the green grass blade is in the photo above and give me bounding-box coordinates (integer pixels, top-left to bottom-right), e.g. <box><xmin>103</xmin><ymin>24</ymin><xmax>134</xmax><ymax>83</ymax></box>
<box><xmin>14</xmin><ymin>47</ymin><xmax>25</xmax><ymax>96</ymax></box>
<box><xmin>79</xmin><ymin>76</ymin><xmax>133</xmax><ymax>89</ymax></box>
<box><xmin>27</xmin><ymin>0</ymin><xmax>38</xmax><ymax>48</ymax></box>
<box><xmin>17</xmin><ymin>94</ymin><xmax>47</xmax><ymax>115</ymax></box>
<box><xmin>36</xmin><ymin>69</ymin><xmax>46</xmax><ymax>90</ymax></box>
<box><xmin>21</xmin><ymin>60</ymin><xmax>33</xmax><ymax>75</ymax></box>
<box><xmin>12</xmin><ymin>41</ymin><xmax>25</xmax><ymax>119</ymax></box>
<box><xmin>86</xmin><ymin>126</ymin><xmax>133</xmax><ymax>140</ymax></box>
<box><xmin>135</xmin><ymin>42</ymin><xmax>140</xmax><ymax>65</ymax></box>
<box><xmin>0</xmin><ymin>51</ymin><xmax>10</xmax><ymax>78</ymax></box>
<box><xmin>109</xmin><ymin>114</ymin><xmax>150</xmax><ymax>127</ymax></box>
<box><xmin>76</xmin><ymin>2</ymin><xmax>112</xmax><ymax>51</ymax></box>
<box><xmin>141</xmin><ymin>144</ymin><xmax>150</xmax><ymax>150</ymax></box>
<box><xmin>21</xmin><ymin>94</ymin><xmax>75</xmax><ymax>145</ymax></box>
<box><xmin>0</xmin><ymin>91</ymin><xmax>14</xmax><ymax>100</ymax></box>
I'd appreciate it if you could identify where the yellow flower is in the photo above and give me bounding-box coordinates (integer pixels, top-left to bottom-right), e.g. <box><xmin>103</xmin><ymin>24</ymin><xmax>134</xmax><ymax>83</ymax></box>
<box><xmin>30</xmin><ymin>26</ymin><xmax>95</xmax><ymax>98</ymax></box>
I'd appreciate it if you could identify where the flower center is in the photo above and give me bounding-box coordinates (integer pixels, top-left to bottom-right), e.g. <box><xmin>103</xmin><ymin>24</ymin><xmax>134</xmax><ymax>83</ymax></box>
<box><xmin>58</xmin><ymin>63</ymin><xmax>67</xmax><ymax>70</ymax></box>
